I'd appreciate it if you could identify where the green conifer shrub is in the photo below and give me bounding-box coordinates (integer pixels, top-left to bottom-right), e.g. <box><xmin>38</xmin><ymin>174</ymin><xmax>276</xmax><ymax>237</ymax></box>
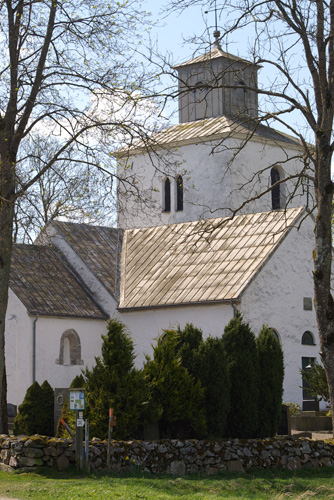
<box><xmin>39</xmin><ymin>380</ymin><xmax>54</xmax><ymax>436</ymax></box>
<box><xmin>222</xmin><ymin>313</ymin><xmax>259</xmax><ymax>438</ymax></box>
<box><xmin>195</xmin><ymin>336</ymin><xmax>230</xmax><ymax>438</ymax></box>
<box><xmin>144</xmin><ymin>329</ymin><xmax>207</xmax><ymax>439</ymax></box>
<box><xmin>256</xmin><ymin>326</ymin><xmax>284</xmax><ymax>437</ymax></box>
<box><xmin>175</xmin><ymin>323</ymin><xmax>203</xmax><ymax>375</ymax></box>
<box><xmin>83</xmin><ymin>319</ymin><xmax>150</xmax><ymax>440</ymax></box>
<box><xmin>13</xmin><ymin>380</ymin><xmax>54</xmax><ymax>436</ymax></box>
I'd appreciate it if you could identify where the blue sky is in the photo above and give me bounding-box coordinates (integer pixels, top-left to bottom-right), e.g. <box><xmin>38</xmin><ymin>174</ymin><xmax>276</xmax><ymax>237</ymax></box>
<box><xmin>143</xmin><ymin>1</ymin><xmax>208</xmax><ymax>65</ymax></box>
<box><xmin>143</xmin><ymin>0</ymin><xmax>253</xmax><ymax>66</ymax></box>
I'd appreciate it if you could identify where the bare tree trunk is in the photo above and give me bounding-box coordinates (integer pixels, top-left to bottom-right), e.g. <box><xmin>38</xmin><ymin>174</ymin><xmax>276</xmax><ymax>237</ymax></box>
<box><xmin>0</xmin><ymin>148</ymin><xmax>16</xmax><ymax>434</ymax></box>
<box><xmin>313</xmin><ymin>143</ymin><xmax>334</xmax><ymax>434</ymax></box>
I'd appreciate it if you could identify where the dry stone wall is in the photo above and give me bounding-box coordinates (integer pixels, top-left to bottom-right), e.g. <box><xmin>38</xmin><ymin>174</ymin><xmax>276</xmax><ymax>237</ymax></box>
<box><xmin>1</xmin><ymin>435</ymin><xmax>334</xmax><ymax>474</ymax></box>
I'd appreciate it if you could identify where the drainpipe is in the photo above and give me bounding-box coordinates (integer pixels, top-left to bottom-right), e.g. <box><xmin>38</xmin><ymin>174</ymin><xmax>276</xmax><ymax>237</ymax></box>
<box><xmin>230</xmin><ymin>300</ymin><xmax>239</xmax><ymax>318</ymax></box>
<box><xmin>32</xmin><ymin>314</ymin><xmax>39</xmax><ymax>383</ymax></box>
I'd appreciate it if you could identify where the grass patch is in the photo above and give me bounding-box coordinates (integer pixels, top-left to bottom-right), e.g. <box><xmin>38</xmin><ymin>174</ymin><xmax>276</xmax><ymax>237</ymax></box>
<box><xmin>1</xmin><ymin>467</ymin><xmax>334</xmax><ymax>499</ymax></box>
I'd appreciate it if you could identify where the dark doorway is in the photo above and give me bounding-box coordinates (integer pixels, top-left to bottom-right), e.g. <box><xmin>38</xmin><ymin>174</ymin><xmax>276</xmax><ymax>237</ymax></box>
<box><xmin>302</xmin><ymin>357</ymin><xmax>319</xmax><ymax>411</ymax></box>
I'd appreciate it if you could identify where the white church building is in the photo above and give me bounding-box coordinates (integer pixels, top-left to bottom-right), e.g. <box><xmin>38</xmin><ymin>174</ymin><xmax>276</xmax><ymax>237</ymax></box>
<box><xmin>5</xmin><ymin>42</ymin><xmax>319</xmax><ymax>412</ymax></box>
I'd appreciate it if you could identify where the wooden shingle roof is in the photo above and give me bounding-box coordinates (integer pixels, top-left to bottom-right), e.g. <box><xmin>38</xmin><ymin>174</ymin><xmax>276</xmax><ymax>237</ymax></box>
<box><xmin>117</xmin><ymin>116</ymin><xmax>301</xmax><ymax>156</ymax></box>
<box><xmin>10</xmin><ymin>244</ymin><xmax>107</xmax><ymax>318</ymax></box>
<box><xmin>173</xmin><ymin>46</ymin><xmax>252</xmax><ymax>68</ymax></box>
<box><xmin>50</xmin><ymin>221</ymin><xmax>122</xmax><ymax>299</ymax></box>
<box><xmin>119</xmin><ymin>207</ymin><xmax>305</xmax><ymax>310</ymax></box>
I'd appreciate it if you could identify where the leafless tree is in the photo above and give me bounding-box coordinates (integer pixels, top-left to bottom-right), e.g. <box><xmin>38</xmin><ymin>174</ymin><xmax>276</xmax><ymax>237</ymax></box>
<box><xmin>0</xmin><ymin>0</ymin><xmax>165</xmax><ymax>432</ymax></box>
<box><xmin>13</xmin><ymin>136</ymin><xmax>118</xmax><ymax>242</ymax></box>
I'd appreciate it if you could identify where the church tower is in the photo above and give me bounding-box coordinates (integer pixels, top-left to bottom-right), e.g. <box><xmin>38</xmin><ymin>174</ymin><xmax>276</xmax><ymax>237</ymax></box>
<box><xmin>175</xmin><ymin>44</ymin><xmax>259</xmax><ymax>122</ymax></box>
<box><xmin>117</xmin><ymin>36</ymin><xmax>306</xmax><ymax>230</ymax></box>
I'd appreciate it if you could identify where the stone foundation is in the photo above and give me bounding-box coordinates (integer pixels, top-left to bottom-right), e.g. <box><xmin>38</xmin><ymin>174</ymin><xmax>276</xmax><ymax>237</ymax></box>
<box><xmin>1</xmin><ymin>435</ymin><xmax>334</xmax><ymax>474</ymax></box>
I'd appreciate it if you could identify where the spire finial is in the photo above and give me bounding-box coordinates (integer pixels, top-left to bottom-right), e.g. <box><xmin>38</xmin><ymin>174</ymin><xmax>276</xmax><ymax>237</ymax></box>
<box><xmin>205</xmin><ymin>0</ymin><xmax>221</xmax><ymax>48</ymax></box>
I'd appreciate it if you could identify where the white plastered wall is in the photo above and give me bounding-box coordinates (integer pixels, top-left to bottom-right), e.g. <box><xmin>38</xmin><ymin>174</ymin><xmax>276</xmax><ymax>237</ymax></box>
<box><xmin>5</xmin><ymin>293</ymin><xmax>107</xmax><ymax>406</ymax></box>
<box><xmin>5</xmin><ymin>290</ymin><xmax>31</xmax><ymax>407</ymax></box>
<box><xmin>117</xmin><ymin>303</ymin><xmax>235</xmax><ymax>368</ymax></box>
<box><xmin>239</xmin><ymin>214</ymin><xmax>318</xmax><ymax>406</ymax></box>
<box><xmin>118</xmin><ymin>137</ymin><xmax>310</xmax><ymax>230</ymax></box>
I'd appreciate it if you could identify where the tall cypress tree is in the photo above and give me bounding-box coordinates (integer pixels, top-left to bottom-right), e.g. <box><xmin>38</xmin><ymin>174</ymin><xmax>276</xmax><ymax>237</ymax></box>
<box><xmin>144</xmin><ymin>329</ymin><xmax>207</xmax><ymax>439</ymax></box>
<box><xmin>256</xmin><ymin>325</ymin><xmax>284</xmax><ymax>437</ymax></box>
<box><xmin>39</xmin><ymin>380</ymin><xmax>54</xmax><ymax>436</ymax></box>
<box><xmin>175</xmin><ymin>323</ymin><xmax>203</xmax><ymax>375</ymax></box>
<box><xmin>195</xmin><ymin>336</ymin><xmax>230</xmax><ymax>438</ymax></box>
<box><xmin>222</xmin><ymin>313</ymin><xmax>259</xmax><ymax>438</ymax></box>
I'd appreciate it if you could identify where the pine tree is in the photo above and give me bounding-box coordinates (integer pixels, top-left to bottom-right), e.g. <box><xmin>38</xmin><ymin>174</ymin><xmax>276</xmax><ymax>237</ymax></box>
<box><xmin>222</xmin><ymin>313</ymin><xmax>259</xmax><ymax>438</ymax></box>
<box><xmin>256</xmin><ymin>326</ymin><xmax>284</xmax><ymax>437</ymax></box>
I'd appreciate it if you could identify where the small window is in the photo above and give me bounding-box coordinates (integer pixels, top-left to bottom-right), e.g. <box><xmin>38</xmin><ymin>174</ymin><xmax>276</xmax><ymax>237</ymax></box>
<box><xmin>303</xmin><ymin>297</ymin><xmax>313</xmax><ymax>311</ymax></box>
<box><xmin>176</xmin><ymin>175</ymin><xmax>183</xmax><ymax>211</ymax></box>
<box><xmin>302</xmin><ymin>331</ymin><xmax>315</xmax><ymax>345</ymax></box>
<box><xmin>271</xmin><ymin>167</ymin><xmax>281</xmax><ymax>209</ymax></box>
<box><xmin>163</xmin><ymin>177</ymin><xmax>171</xmax><ymax>212</ymax></box>
<box><xmin>56</xmin><ymin>329</ymin><xmax>84</xmax><ymax>366</ymax></box>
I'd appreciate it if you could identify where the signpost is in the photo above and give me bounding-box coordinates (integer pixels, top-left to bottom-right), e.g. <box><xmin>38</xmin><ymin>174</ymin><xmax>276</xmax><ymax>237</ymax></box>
<box><xmin>69</xmin><ymin>388</ymin><xmax>86</xmax><ymax>472</ymax></box>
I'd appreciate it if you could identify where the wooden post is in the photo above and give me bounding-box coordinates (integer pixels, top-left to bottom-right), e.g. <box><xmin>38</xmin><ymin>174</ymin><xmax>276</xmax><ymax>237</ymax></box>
<box><xmin>107</xmin><ymin>408</ymin><xmax>112</xmax><ymax>473</ymax></box>
<box><xmin>107</xmin><ymin>408</ymin><xmax>115</xmax><ymax>474</ymax></box>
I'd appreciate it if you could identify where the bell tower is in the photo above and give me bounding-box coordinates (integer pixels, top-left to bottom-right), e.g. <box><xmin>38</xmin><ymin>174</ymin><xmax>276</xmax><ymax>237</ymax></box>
<box><xmin>174</xmin><ymin>43</ymin><xmax>259</xmax><ymax>123</ymax></box>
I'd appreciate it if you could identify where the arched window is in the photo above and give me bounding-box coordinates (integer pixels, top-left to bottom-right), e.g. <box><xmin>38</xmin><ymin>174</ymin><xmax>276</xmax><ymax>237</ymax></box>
<box><xmin>271</xmin><ymin>167</ymin><xmax>281</xmax><ymax>209</ymax></box>
<box><xmin>270</xmin><ymin>328</ymin><xmax>280</xmax><ymax>343</ymax></box>
<box><xmin>163</xmin><ymin>177</ymin><xmax>171</xmax><ymax>212</ymax></box>
<box><xmin>176</xmin><ymin>175</ymin><xmax>183</xmax><ymax>211</ymax></box>
<box><xmin>63</xmin><ymin>337</ymin><xmax>70</xmax><ymax>366</ymax></box>
<box><xmin>302</xmin><ymin>331</ymin><xmax>316</xmax><ymax>345</ymax></box>
<box><xmin>56</xmin><ymin>329</ymin><xmax>84</xmax><ymax>366</ymax></box>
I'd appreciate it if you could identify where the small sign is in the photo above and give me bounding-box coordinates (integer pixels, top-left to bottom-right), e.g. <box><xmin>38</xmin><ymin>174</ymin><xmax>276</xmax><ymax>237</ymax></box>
<box><xmin>76</xmin><ymin>418</ymin><xmax>85</xmax><ymax>427</ymax></box>
<box><xmin>69</xmin><ymin>388</ymin><xmax>86</xmax><ymax>410</ymax></box>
